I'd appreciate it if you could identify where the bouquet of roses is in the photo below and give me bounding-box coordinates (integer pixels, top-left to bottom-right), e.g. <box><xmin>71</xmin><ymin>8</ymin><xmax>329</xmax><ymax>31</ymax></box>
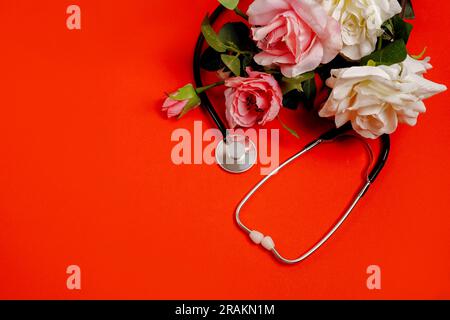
<box><xmin>163</xmin><ymin>0</ymin><xmax>446</xmax><ymax>139</ymax></box>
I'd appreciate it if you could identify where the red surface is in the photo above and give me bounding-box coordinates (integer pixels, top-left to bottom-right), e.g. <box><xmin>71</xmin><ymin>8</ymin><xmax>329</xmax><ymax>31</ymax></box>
<box><xmin>0</xmin><ymin>0</ymin><xmax>449</xmax><ymax>299</ymax></box>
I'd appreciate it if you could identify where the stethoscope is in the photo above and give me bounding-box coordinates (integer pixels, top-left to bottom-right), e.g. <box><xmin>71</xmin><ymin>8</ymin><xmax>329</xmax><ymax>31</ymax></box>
<box><xmin>193</xmin><ymin>5</ymin><xmax>390</xmax><ymax>264</ymax></box>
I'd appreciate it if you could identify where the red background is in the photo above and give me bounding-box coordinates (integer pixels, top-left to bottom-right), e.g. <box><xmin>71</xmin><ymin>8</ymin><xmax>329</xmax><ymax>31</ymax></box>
<box><xmin>0</xmin><ymin>0</ymin><xmax>449</xmax><ymax>299</ymax></box>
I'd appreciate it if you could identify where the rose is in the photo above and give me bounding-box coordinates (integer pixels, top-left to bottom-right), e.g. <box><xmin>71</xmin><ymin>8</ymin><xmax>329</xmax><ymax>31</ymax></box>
<box><xmin>321</xmin><ymin>0</ymin><xmax>402</xmax><ymax>60</ymax></box>
<box><xmin>162</xmin><ymin>84</ymin><xmax>201</xmax><ymax>118</ymax></box>
<box><xmin>319</xmin><ymin>56</ymin><xmax>447</xmax><ymax>139</ymax></box>
<box><xmin>162</xmin><ymin>97</ymin><xmax>188</xmax><ymax>118</ymax></box>
<box><xmin>320</xmin><ymin>0</ymin><xmax>402</xmax><ymax>61</ymax></box>
<box><xmin>225</xmin><ymin>68</ymin><xmax>282</xmax><ymax>128</ymax></box>
<box><xmin>248</xmin><ymin>0</ymin><xmax>342</xmax><ymax>78</ymax></box>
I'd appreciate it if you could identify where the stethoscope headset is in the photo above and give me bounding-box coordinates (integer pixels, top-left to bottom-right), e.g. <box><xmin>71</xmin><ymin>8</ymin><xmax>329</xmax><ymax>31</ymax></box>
<box><xmin>193</xmin><ymin>5</ymin><xmax>390</xmax><ymax>264</ymax></box>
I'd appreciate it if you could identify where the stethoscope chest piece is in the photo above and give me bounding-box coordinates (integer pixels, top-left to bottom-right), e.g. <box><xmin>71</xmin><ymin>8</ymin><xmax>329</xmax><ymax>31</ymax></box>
<box><xmin>216</xmin><ymin>134</ymin><xmax>257</xmax><ymax>174</ymax></box>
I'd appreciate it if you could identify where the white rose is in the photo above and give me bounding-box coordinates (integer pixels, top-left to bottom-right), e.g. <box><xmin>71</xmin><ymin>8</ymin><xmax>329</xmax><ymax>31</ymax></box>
<box><xmin>319</xmin><ymin>56</ymin><xmax>447</xmax><ymax>139</ymax></box>
<box><xmin>321</xmin><ymin>0</ymin><xmax>402</xmax><ymax>60</ymax></box>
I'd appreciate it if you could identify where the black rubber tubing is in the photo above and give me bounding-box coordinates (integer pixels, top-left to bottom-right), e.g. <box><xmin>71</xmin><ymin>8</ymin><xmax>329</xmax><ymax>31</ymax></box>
<box><xmin>193</xmin><ymin>5</ymin><xmax>228</xmax><ymax>138</ymax></box>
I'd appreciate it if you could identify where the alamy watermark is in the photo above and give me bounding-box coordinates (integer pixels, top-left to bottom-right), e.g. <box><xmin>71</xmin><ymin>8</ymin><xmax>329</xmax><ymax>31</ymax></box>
<box><xmin>66</xmin><ymin>5</ymin><xmax>81</xmax><ymax>30</ymax></box>
<box><xmin>367</xmin><ymin>265</ymin><xmax>382</xmax><ymax>290</ymax></box>
<box><xmin>170</xmin><ymin>121</ymin><xmax>280</xmax><ymax>175</ymax></box>
<box><xmin>66</xmin><ymin>265</ymin><xmax>81</xmax><ymax>290</ymax></box>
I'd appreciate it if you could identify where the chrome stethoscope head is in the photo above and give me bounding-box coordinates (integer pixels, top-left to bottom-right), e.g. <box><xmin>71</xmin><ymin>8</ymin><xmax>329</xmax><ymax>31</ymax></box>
<box><xmin>193</xmin><ymin>5</ymin><xmax>391</xmax><ymax>264</ymax></box>
<box><xmin>215</xmin><ymin>134</ymin><xmax>258</xmax><ymax>174</ymax></box>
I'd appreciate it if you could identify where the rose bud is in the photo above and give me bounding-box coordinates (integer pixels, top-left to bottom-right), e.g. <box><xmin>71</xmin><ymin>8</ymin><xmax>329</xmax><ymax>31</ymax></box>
<box><xmin>162</xmin><ymin>84</ymin><xmax>201</xmax><ymax>118</ymax></box>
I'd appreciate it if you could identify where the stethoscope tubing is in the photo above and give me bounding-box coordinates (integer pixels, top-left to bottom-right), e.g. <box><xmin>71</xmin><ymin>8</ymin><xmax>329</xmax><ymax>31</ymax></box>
<box><xmin>235</xmin><ymin>139</ymin><xmax>367</xmax><ymax>264</ymax></box>
<box><xmin>193</xmin><ymin>5</ymin><xmax>228</xmax><ymax>138</ymax></box>
<box><xmin>193</xmin><ymin>5</ymin><xmax>391</xmax><ymax>264</ymax></box>
<box><xmin>235</xmin><ymin>124</ymin><xmax>390</xmax><ymax>264</ymax></box>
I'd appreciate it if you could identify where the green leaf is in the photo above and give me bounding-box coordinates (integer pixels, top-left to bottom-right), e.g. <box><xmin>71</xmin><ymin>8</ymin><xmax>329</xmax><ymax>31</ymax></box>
<box><xmin>300</xmin><ymin>77</ymin><xmax>317</xmax><ymax>111</ymax></box>
<box><xmin>179</xmin><ymin>98</ymin><xmax>201</xmax><ymax>118</ymax></box>
<box><xmin>399</xmin><ymin>0</ymin><xmax>415</xmax><ymax>19</ymax></box>
<box><xmin>281</xmin><ymin>72</ymin><xmax>315</xmax><ymax>94</ymax></box>
<box><xmin>241</xmin><ymin>55</ymin><xmax>253</xmax><ymax>71</ymax></box>
<box><xmin>281</xmin><ymin>77</ymin><xmax>317</xmax><ymax>111</ymax></box>
<box><xmin>411</xmin><ymin>47</ymin><xmax>427</xmax><ymax>60</ymax></box>
<box><xmin>361</xmin><ymin>40</ymin><xmax>408</xmax><ymax>66</ymax></box>
<box><xmin>170</xmin><ymin>84</ymin><xmax>196</xmax><ymax>101</ymax></box>
<box><xmin>219</xmin><ymin>22</ymin><xmax>250</xmax><ymax>50</ymax></box>
<box><xmin>169</xmin><ymin>84</ymin><xmax>201</xmax><ymax>118</ymax></box>
<box><xmin>391</xmin><ymin>15</ymin><xmax>413</xmax><ymax>44</ymax></box>
<box><xmin>381</xmin><ymin>15</ymin><xmax>413</xmax><ymax>45</ymax></box>
<box><xmin>219</xmin><ymin>0</ymin><xmax>239</xmax><ymax>10</ymax></box>
<box><xmin>200</xmin><ymin>47</ymin><xmax>225</xmax><ymax>71</ymax></box>
<box><xmin>404</xmin><ymin>1</ymin><xmax>415</xmax><ymax>19</ymax></box>
<box><xmin>201</xmin><ymin>15</ymin><xmax>227</xmax><ymax>53</ymax></box>
<box><xmin>278</xmin><ymin>116</ymin><xmax>299</xmax><ymax>139</ymax></box>
<box><xmin>383</xmin><ymin>19</ymin><xmax>395</xmax><ymax>37</ymax></box>
<box><xmin>221</xmin><ymin>54</ymin><xmax>241</xmax><ymax>76</ymax></box>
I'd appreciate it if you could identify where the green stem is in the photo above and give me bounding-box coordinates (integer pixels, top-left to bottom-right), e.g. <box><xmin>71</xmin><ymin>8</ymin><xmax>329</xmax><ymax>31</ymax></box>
<box><xmin>233</xmin><ymin>49</ymin><xmax>253</xmax><ymax>56</ymax></box>
<box><xmin>234</xmin><ymin>7</ymin><xmax>248</xmax><ymax>20</ymax></box>
<box><xmin>226</xmin><ymin>43</ymin><xmax>253</xmax><ymax>56</ymax></box>
<box><xmin>196</xmin><ymin>81</ymin><xmax>225</xmax><ymax>94</ymax></box>
<box><xmin>277</xmin><ymin>116</ymin><xmax>300</xmax><ymax>139</ymax></box>
<box><xmin>377</xmin><ymin>36</ymin><xmax>383</xmax><ymax>51</ymax></box>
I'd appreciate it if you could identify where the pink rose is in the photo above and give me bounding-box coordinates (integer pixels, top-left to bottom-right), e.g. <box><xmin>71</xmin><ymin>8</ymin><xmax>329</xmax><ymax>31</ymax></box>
<box><xmin>225</xmin><ymin>68</ymin><xmax>282</xmax><ymax>128</ymax></box>
<box><xmin>162</xmin><ymin>84</ymin><xmax>201</xmax><ymax>118</ymax></box>
<box><xmin>248</xmin><ymin>0</ymin><xmax>342</xmax><ymax>78</ymax></box>
<box><xmin>162</xmin><ymin>97</ymin><xmax>188</xmax><ymax>118</ymax></box>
